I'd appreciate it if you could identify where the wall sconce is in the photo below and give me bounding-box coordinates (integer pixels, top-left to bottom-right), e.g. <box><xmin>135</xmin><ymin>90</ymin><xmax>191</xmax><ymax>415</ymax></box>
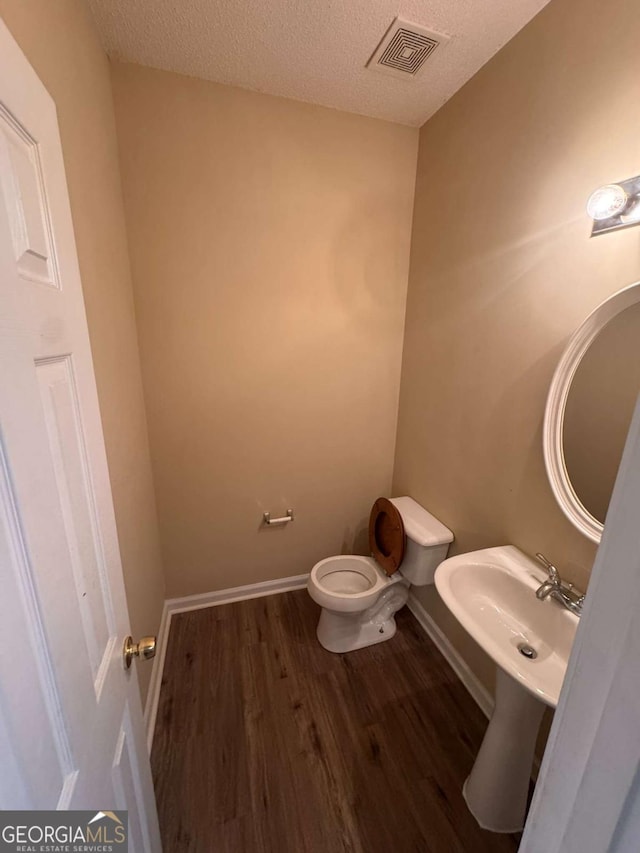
<box><xmin>587</xmin><ymin>175</ymin><xmax>640</xmax><ymax>236</ymax></box>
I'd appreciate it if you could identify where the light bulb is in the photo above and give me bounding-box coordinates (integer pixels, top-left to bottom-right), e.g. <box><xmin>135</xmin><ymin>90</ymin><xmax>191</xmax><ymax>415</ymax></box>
<box><xmin>586</xmin><ymin>184</ymin><xmax>628</xmax><ymax>221</ymax></box>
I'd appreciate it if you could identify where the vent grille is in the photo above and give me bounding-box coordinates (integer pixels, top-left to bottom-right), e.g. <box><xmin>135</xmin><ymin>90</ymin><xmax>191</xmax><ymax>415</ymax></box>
<box><xmin>379</xmin><ymin>28</ymin><xmax>439</xmax><ymax>74</ymax></box>
<box><xmin>368</xmin><ymin>18</ymin><xmax>449</xmax><ymax>79</ymax></box>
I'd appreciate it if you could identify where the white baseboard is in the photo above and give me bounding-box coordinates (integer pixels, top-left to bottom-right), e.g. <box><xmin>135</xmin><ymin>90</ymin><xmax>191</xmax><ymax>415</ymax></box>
<box><xmin>407</xmin><ymin>591</ymin><xmax>494</xmax><ymax>719</ymax></box>
<box><xmin>163</xmin><ymin>572</ymin><xmax>309</xmax><ymax>615</ymax></box>
<box><xmin>143</xmin><ymin>572</ymin><xmax>309</xmax><ymax>752</ymax></box>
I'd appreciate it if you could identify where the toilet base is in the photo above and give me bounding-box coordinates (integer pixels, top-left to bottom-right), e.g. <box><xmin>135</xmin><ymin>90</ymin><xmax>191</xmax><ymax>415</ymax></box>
<box><xmin>315</xmin><ymin>580</ymin><xmax>409</xmax><ymax>653</ymax></box>
<box><xmin>317</xmin><ymin>608</ymin><xmax>399</xmax><ymax>653</ymax></box>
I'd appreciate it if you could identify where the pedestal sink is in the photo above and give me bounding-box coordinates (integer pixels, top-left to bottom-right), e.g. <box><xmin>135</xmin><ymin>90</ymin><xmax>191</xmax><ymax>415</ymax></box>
<box><xmin>434</xmin><ymin>546</ymin><xmax>579</xmax><ymax>833</ymax></box>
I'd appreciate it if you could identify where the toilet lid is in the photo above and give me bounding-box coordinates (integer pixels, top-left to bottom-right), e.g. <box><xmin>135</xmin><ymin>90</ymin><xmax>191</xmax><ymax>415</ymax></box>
<box><xmin>369</xmin><ymin>497</ymin><xmax>405</xmax><ymax>576</ymax></box>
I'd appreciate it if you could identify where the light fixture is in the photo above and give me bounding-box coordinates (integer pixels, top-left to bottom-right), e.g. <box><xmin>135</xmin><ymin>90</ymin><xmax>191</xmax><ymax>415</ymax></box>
<box><xmin>587</xmin><ymin>175</ymin><xmax>640</xmax><ymax>236</ymax></box>
<box><xmin>586</xmin><ymin>184</ymin><xmax>628</xmax><ymax>221</ymax></box>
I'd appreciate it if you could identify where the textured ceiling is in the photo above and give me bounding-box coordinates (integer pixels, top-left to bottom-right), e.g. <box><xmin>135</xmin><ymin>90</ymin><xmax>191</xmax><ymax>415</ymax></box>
<box><xmin>87</xmin><ymin>0</ymin><xmax>551</xmax><ymax>127</ymax></box>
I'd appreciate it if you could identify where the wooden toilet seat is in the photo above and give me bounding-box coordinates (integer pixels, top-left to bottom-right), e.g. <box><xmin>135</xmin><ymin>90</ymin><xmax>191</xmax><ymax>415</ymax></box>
<box><xmin>368</xmin><ymin>497</ymin><xmax>405</xmax><ymax>576</ymax></box>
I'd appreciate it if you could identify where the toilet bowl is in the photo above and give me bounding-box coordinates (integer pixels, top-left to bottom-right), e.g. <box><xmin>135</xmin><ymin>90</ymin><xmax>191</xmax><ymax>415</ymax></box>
<box><xmin>308</xmin><ymin>496</ymin><xmax>453</xmax><ymax>653</ymax></box>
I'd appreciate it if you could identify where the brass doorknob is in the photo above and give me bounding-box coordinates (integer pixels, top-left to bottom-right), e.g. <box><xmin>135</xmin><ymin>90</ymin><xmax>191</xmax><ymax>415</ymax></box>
<box><xmin>123</xmin><ymin>635</ymin><xmax>157</xmax><ymax>670</ymax></box>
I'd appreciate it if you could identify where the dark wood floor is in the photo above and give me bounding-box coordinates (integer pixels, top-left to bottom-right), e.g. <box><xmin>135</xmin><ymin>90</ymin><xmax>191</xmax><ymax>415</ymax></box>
<box><xmin>151</xmin><ymin>590</ymin><xmax>520</xmax><ymax>853</ymax></box>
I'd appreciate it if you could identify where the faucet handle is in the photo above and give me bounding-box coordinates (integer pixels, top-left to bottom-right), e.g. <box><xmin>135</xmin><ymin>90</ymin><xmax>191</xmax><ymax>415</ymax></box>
<box><xmin>536</xmin><ymin>553</ymin><xmax>560</xmax><ymax>583</ymax></box>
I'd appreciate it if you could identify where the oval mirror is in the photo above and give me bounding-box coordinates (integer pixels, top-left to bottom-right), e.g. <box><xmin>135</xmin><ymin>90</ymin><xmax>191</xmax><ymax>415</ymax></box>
<box><xmin>543</xmin><ymin>281</ymin><xmax>640</xmax><ymax>542</ymax></box>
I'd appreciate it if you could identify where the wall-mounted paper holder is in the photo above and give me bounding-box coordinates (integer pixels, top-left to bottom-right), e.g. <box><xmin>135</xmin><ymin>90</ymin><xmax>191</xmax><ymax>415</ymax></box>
<box><xmin>263</xmin><ymin>509</ymin><xmax>294</xmax><ymax>526</ymax></box>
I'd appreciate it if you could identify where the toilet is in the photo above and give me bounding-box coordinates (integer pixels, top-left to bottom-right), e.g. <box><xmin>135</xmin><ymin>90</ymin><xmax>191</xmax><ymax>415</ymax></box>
<box><xmin>307</xmin><ymin>496</ymin><xmax>453</xmax><ymax>653</ymax></box>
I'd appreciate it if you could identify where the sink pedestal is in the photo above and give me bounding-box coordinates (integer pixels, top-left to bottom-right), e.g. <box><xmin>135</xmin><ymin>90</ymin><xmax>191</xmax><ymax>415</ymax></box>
<box><xmin>435</xmin><ymin>546</ymin><xmax>579</xmax><ymax>832</ymax></box>
<box><xmin>463</xmin><ymin>668</ymin><xmax>545</xmax><ymax>833</ymax></box>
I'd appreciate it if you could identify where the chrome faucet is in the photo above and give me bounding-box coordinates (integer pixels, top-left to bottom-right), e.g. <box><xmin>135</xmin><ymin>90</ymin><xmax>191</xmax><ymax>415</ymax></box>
<box><xmin>535</xmin><ymin>553</ymin><xmax>585</xmax><ymax>617</ymax></box>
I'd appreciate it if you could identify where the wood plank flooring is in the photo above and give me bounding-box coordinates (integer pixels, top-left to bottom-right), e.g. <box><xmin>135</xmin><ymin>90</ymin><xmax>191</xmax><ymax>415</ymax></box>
<box><xmin>151</xmin><ymin>590</ymin><xmax>520</xmax><ymax>852</ymax></box>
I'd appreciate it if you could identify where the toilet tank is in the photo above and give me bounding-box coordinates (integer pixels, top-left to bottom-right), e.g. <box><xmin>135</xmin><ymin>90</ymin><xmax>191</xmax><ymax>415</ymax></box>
<box><xmin>390</xmin><ymin>496</ymin><xmax>453</xmax><ymax>586</ymax></box>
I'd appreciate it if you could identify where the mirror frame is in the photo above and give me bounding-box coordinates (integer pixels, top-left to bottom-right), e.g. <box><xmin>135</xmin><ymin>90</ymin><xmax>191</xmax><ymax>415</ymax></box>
<box><xmin>543</xmin><ymin>281</ymin><xmax>640</xmax><ymax>543</ymax></box>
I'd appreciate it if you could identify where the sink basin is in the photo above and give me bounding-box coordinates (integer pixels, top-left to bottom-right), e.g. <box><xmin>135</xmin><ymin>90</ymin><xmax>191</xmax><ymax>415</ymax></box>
<box><xmin>435</xmin><ymin>545</ymin><xmax>579</xmax><ymax>707</ymax></box>
<box><xmin>434</xmin><ymin>545</ymin><xmax>580</xmax><ymax>833</ymax></box>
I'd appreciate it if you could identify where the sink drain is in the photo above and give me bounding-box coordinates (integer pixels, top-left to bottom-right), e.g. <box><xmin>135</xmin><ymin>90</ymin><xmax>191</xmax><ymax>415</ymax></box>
<box><xmin>517</xmin><ymin>642</ymin><xmax>538</xmax><ymax>660</ymax></box>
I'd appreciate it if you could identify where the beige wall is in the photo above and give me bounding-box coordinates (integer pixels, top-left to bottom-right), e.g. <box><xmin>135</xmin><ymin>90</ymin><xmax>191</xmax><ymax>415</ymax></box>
<box><xmin>0</xmin><ymin>0</ymin><xmax>165</xmax><ymax>702</ymax></box>
<box><xmin>111</xmin><ymin>63</ymin><xmax>418</xmax><ymax>598</ymax></box>
<box><xmin>393</xmin><ymin>0</ymin><xmax>640</xmax><ymax>692</ymax></box>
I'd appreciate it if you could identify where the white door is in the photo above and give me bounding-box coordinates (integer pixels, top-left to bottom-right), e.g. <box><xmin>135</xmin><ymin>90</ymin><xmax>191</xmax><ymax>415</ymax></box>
<box><xmin>520</xmin><ymin>395</ymin><xmax>640</xmax><ymax>852</ymax></box>
<box><xmin>0</xmin><ymin>19</ymin><xmax>161</xmax><ymax>851</ymax></box>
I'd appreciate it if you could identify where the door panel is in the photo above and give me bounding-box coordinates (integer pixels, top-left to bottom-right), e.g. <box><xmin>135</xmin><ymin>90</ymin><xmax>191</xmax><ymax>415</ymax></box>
<box><xmin>0</xmin><ymin>437</ymin><xmax>77</xmax><ymax>808</ymax></box>
<box><xmin>36</xmin><ymin>355</ymin><xmax>116</xmax><ymax>691</ymax></box>
<box><xmin>0</xmin><ymin>104</ymin><xmax>59</xmax><ymax>288</ymax></box>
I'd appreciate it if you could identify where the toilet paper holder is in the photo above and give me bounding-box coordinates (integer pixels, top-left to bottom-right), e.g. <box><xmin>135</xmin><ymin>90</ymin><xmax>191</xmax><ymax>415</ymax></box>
<box><xmin>263</xmin><ymin>509</ymin><xmax>294</xmax><ymax>526</ymax></box>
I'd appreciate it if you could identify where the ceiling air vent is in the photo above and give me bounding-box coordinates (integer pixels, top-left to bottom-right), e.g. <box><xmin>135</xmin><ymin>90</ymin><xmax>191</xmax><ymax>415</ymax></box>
<box><xmin>367</xmin><ymin>18</ymin><xmax>449</xmax><ymax>79</ymax></box>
